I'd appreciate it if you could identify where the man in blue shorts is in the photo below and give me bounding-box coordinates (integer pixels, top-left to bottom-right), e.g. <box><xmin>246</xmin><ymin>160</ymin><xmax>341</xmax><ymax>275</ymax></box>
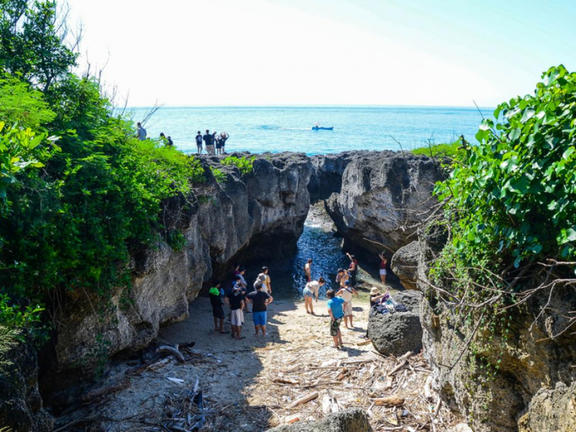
<box><xmin>246</xmin><ymin>284</ymin><xmax>273</xmax><ymax>337</ymax></box>
<box><xmin>326</xmin><ymin>289</ymin><xmax>345</xmax><ymax>349</ymax></box>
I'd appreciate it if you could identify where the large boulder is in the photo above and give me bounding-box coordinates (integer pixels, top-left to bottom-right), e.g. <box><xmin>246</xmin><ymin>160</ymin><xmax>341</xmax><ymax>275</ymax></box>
<box><xmin>268</xmin><ymin>408</ymin><xmax>372</xmax><ymax>432</ymax></box>
<box><xmin>390</xmin><ymin>241</ymin><xmax>420</xmax><ymax>290</ymax></box>
<box><xmin>0</xmin><ymin>328</ymin><xmax>53</xmax><ymax>432</ymax></box>
<box><xmin>324</xmin><ymin>152</ymin><xmax>444</xmax><ymax>255</ymax></box>
<box><xmin>368</xmin><ymin>290</ymin><xmax>423</xmax><ymax>356</ymax></box>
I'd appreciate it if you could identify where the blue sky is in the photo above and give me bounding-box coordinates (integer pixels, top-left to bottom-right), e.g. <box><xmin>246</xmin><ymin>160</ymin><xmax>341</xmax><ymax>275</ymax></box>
<box><xmin>68</xmin><ymin>0</ymin><xmax>576</xmax><ymax>107</ymax></box>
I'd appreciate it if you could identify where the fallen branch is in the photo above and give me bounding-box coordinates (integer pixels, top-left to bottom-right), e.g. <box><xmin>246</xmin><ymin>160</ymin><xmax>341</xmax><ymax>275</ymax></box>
<box><xmin>287</xmin><ymin>391</ymin><xmax>319</xmax><ymax>409</ymax></box>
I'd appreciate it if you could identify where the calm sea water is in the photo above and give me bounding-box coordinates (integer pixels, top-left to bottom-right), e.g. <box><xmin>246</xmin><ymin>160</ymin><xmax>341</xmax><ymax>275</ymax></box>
<box><xmin>126</xmin><ymin>106</ymin><xmax>493</xmax><ymax>155</ymax></box>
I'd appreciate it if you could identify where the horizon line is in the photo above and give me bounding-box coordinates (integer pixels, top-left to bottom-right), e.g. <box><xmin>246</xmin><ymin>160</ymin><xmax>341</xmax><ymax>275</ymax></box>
<box><xmin>119</xmin><ymin>103</ymin><xmax>496</xmax><ymax>110</ymax></box>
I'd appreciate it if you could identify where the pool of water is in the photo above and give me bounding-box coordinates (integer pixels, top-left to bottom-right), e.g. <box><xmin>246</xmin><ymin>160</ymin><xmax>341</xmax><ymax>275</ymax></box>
<box><xmin>243</xmin><ymin>203</ymin><xmax>350</xmax><ymax>300</ymax></box>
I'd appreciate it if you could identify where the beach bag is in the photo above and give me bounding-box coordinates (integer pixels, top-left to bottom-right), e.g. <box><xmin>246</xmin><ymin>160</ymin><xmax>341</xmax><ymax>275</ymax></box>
<box><xmin>394</xmin><ymin>303</ymin><xmax>408</xmax><ymax>312</ymax></box>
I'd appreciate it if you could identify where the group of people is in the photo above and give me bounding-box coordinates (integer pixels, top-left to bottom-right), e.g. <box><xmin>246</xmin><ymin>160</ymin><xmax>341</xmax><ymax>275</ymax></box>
<box><xmin>196</xmin><ymin>130</ymin><xmax>229</xmax><ymax>155</ymax></box>
<box><xmin>207</xmin><ymin>251</ymin><xmax>390</xmax><ymax>351</ymax></box>
<box><xmin>209</xmin><ymin>266</ymin><xmax>273</xmax><ymax>340</ymax></box>
<box><xmin>136</xmin><ymin>122</ymin><xmax>231</xmax><ymax>155</ymax></box>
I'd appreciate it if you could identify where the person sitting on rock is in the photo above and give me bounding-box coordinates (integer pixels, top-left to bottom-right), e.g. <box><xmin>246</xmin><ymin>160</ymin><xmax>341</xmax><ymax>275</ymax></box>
<box><xmin>337</xmin><ymin>281</ymin><xmax>358</xmax><ymax>329</ymax></box>
<box><xmin>303</xmin><ymin>277</ymin><xmax>325</xmax><ymax>315</ymax></box>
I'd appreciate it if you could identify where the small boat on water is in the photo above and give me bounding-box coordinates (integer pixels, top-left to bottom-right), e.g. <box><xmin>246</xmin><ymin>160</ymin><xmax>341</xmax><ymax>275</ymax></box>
<box><xmin>312</xmin><ymin>126</ymin><xmax>334</xmax><ymax>131</ymax></box>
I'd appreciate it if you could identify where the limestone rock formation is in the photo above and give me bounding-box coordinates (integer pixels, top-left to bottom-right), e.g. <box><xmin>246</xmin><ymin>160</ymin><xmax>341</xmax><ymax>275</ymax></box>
<box><xmin>518</xmin><ymin>381</ymin><xmax>576</xmax><ymax>432</ymax></box>
<box><xmin>0</xmin><ymin>329</ymin><xmax>53</xmax><ymax>432</ymax></box>
<box><xmin>418</xmin><ymin>235</ymin><xmax>576</xmax><ymax>432</ymax></box>
<box><xmin>268</xmin><ymin>408</ymin><xmax>372</xmax><ymax>432</ymax></box>
<box><xmin>324</xmin><ymin>152</ymin><xmax>444</xmax><ymax>255</ymax></box>
<box><xmin>390</xmin><ymin>241</ymin><xmax>420</xmax><ymax>290</ymax></box>
<box><xmin>367</xmin><ymin>290</ymin><xmax>423</xmax><ymax>356</ymax></box>
<box><xmin>51</xmin><ymin>153</ymin><xmax>313</xmax><ymax>376</ymax></box>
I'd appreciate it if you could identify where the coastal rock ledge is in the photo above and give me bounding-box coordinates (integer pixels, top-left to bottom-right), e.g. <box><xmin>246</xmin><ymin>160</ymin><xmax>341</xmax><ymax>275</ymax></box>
<box><xmin>51</xmin><ymin>152</ymin><xmax>313</xmax><ymax>379</ymax></box>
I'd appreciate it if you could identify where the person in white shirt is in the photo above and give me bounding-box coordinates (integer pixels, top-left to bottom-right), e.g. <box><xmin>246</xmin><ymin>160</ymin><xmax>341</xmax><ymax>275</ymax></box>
<box><xmin>302</xmin><ymin>277</ymin><xmax>325</xmax><ymax>315</ymax></box>
<box><xmin>337</xmin><ymin>281</ymin><xmax>358</xmax><ymax>328</ymax></box>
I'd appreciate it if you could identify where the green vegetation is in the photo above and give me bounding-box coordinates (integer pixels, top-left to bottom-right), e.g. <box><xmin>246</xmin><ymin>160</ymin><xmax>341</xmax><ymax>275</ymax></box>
<box><xmin>430</xmin><ymin>65</ymin><xmax>576</xmax><ymax>397</ymax></box>
<box><xmin>436</xmin><ymin>65</ymin><xmax>576</xmax><ymax>270</ymax></box>
<box><xmin>0</xmin><ymin>0</ymin><xmax>208</xmax><ymax>337</ymax></box>
<box><xmin>411</xmin><ymin>141</ymin><xmax>464</xmax><ymax>160</ymax></box>
<box><xmin>221</xmin><ymin>155</ymin><xmax>256</xmax><ymax>175</ymax></box>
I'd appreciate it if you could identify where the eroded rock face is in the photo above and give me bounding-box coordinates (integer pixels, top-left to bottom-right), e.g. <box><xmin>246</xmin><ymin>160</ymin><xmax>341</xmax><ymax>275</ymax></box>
<box><xmin>52</xmin><ymin>153</ymin><xmax>313</xmax><ymax>376</ymax></box>
<box><xmin>324</xmin><ymin>152</ymin><xmax>444</xmax><ymax>255</ymax></box>
<box><xmin>418</xmin><ymin>236</ymin><xmax>576</xmax><ymax>432</ymax></box>
<box><xmin>390</xmin><ymin>241</ymin><xmax>420</xmax><ymax>290</ymax></box>
<box><xmin>268</xmin><ymin>408</ymin><xmax>372</xmax><ymax>432</ymax></box>
<box><xmin>0</xmin><ymin>329</ymin><xmax>53</xmax><ymax>432</ymax></box>
<box><xmin>518</xmin><ymin>381</ymin><xmax>576</xmax><ymax>432</ymax></box>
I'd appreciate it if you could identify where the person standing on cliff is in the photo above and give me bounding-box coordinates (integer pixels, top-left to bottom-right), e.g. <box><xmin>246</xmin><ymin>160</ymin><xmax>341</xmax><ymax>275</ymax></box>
<box><xmin>203</xmin><ymin>129</ymin><xmax>214</xmax><ymax>155</ymax></box>
<box><xmin>137</xmin><ymin>122</ymin><xmax>147</xmax><ymax>140</ymax></box>
<box><xmin>219</xmin><ymin>132</ymin><xmax>229</xmax><ymax>154</ymax></box>
<box><xmin>246</xmin><ymin>284</ymin><xmax>273</xmax><ymax>337</ymax></box>
<box><xmin>378</xmin><ymin>252</ymin><xmax>388</xmax><ymax>284</ymax></box>
<box><xmin>326</xmin><ymin>289</ymin><xmax>345</xmax><ymax>349</ymax></box>
<box><xmin>195</xmin><ymin>131</ymin><xmax>203</xmax><ymax>154</ymax></box>
<box><xmin>346</xmin><ymin>253</ymin><xmax>359</xmax><ymax>286</ymax></box>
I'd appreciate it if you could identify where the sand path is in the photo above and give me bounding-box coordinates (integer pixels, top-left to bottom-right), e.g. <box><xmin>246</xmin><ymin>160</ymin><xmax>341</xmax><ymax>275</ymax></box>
<box><xmin>158</xmin><ymin>292</ymin><xmax>438</xmax><ymax>431</ymax></box>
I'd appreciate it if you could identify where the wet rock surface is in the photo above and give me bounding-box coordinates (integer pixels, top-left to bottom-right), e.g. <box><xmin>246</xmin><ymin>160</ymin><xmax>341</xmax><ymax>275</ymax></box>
<box><xmin>268</xmin><ymin>408</ymin><xmax>372</xmax><ymax>432</ymax></box>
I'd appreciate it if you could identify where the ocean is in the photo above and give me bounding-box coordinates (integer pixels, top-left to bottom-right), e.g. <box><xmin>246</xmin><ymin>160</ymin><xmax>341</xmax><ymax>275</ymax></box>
<box><xmin>126</xmin><ymin>105</ymin><xmax>493</xmax><ymax>155</ymax></box>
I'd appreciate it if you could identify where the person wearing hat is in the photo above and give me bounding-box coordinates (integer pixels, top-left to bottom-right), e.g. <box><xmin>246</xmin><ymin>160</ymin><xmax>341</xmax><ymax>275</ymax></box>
<box><xmin>369</xmin><ymin>286</ymin><xmax>389</xmax><ymax>308</ymax></box>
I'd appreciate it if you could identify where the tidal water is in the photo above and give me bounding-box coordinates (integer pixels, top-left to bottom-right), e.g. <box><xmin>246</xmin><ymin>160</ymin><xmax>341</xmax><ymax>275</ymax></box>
<box><xmin>126</xmin><ymin>105</ymin><xmax>493</xmax><ymax>155</ymax></box>
<box><xmin>243</xmin><ymin>204</ymin><xmax>349</xmax><ymax>300</ymax></box>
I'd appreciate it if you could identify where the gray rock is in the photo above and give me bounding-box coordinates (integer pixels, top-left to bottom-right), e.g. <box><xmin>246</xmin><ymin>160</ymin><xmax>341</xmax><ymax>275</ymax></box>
<box><xmin>391</xmin><ymin>241</ymin><xmax>420</xmax><ymax>290</ymax></box>
<box><xmin>0</xmin><ymin>329</ymin><xmax>53</xmax><ymax>432</ymax></box>
<box><xmin>368</xmin><ymin>309</ymin><xmax>422</xmax><ymax>356</ymax></box>
<box><xmin>324</xmin><ymin>152</ymin><xmax>445</xmax><ymax>255</ymax></box>
<box><xmin>518</xmin><ymin>381</ymin><xmax>576</xmax><ymax>432</ymax></box>
<box><xmin>268</xmin><ymin>408</ymin><xmax>372</xmax><ymax>432</ymax></box>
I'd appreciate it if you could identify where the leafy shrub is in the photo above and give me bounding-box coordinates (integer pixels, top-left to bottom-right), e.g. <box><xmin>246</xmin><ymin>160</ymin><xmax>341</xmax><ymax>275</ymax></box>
<box><xmin>221</xmin><ymin>155</ymin><xmax>256</xmax><ymax>175</ymax></box>
<box><xmin>411</xmin><ymin>141</ymin><xmax>464</xmax><ymax>160</ymax></box>
<box><xmin>210</xmin><ymin>167</ymin><xmax>227</xmax><ymax>183</ymax></box>
<box><xmin>436</xmin><ymin>65</ymin><xmax>576</xmax><ymax>269</ymax></box>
